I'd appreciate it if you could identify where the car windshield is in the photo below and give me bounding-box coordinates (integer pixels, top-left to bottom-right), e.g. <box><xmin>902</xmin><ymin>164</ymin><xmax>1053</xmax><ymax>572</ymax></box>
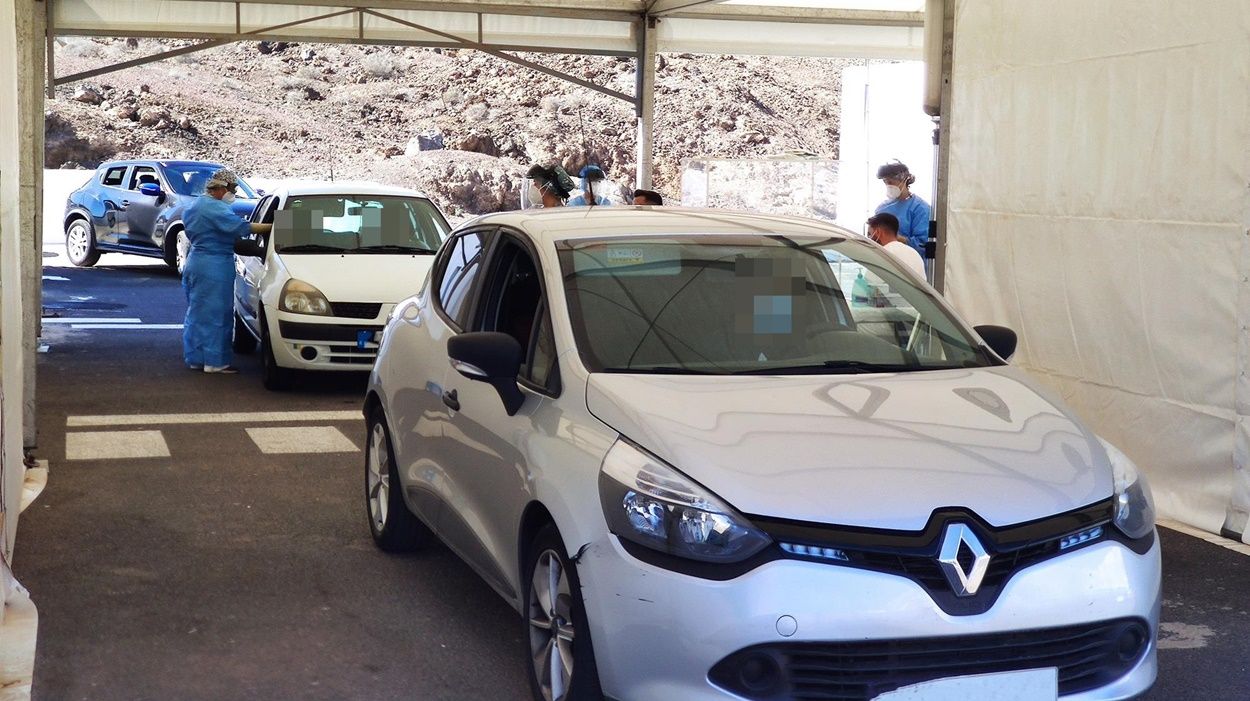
<box><xmin>272</xmin><ymin>195</ymin><xmax>448</xmax><ymax>254</ymax></box>
<box><xmin>162</xmin><ymin>164</ymin><xmax>258</xmax><ymax>198</ymax></box>
<box><xmin>557</xmin><ymin>235</ymin><xmax>998</xmax><ymax>375</ymax></box>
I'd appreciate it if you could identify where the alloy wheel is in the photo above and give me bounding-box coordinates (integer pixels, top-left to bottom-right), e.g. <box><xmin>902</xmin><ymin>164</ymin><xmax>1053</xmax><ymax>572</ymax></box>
<box><xmin>67</xmin><ymin>223</ymin><xmax>90</xmax><ymax>262</ymax></box>
<box><xmin>528</xmin><ymin>550</ymin><xmax>575</xmax><ymax>701</ymax></box>
<box><xmin>176</xmin><ymin>230</ymin><xmax>190</xmax><ymax>274</ymax></box>
<box><xmin>366</xmin><ymin>422</ymin><xmax>389</xmax><ymax>531</ymax></box>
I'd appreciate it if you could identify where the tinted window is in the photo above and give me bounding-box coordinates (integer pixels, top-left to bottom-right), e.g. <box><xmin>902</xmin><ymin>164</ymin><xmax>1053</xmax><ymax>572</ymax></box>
<box><xmin>128</xmin><ymin>166</ymin><xmax>159</xmax><ymax>191</ymax></box>
<box><xmin>476</xmin><ymin>238</ymin><xmax>556</xmax><ymax>391</ymax></box>
<box><xmin>558</xmin><ymin>235</ymin><xmax>993</xmax><ymax>375</ymax></box>
<box><xmin>272</xmin><ymin>195</ymin><xmax>448</xmax><ymax>253</ymax></box>
<box><xmin>526</xmin><ymin>303</ymin><xmax>557</xmax><ymax>389</ymax></box>
<box><xmin>437</xmin><ymin>232</ymin><xmax>489</xmax><ymax>328</ymax></box>
<box><xmin>101</xmin><ymin>166</ymin><xmax>127</xmax><ymax>187</ymax></box>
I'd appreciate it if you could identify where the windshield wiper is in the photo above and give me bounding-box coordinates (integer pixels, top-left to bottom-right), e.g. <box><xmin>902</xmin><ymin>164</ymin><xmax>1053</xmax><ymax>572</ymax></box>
<box><xmin>602</xmin><ymin>366</ymin><xmax>720</xmax><ymax>375</ymax></box>
<box><xmin>355</xmin><ymin>244</ymin><xmax>437</xmax><ymax>254</ymax></box>
<box><xmin>733</xmin><ymin>360</ymin><xmax>918</xmax><ymax>375</ymax></box>
<box><xmin>277</xmin><ymin>244</ymin><xmax>347</xmax><ymax>253</ymax></box>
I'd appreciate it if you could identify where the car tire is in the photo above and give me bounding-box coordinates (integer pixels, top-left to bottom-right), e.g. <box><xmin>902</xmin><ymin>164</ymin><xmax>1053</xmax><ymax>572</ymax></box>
<box><xmin>523</xmin><ymin>524</ymin><xmax>603</xmax><ymax>701</ymax></box>
<box><xmin>163</xmin><ymin>228</ymin><xmax>188</xmax><ymax>273</ymax></box>
<box><xmin>364</xmin><ymin>407</ymin><xmax>432</xmax><ymax>552</ymax></box>
<box><xmin>65</xmin><ymin>219</ymin><xmax>100</xmax><ymax>267</ymax></box>
<box><xmin>233</xmin><ymin>312</ymin><xmax>258</xmax><ymax>354</ymax></box>
<box><xmin>260</xmin><ymin>314</ymin><xmax>294</xmax><ymax>391</ymax></box>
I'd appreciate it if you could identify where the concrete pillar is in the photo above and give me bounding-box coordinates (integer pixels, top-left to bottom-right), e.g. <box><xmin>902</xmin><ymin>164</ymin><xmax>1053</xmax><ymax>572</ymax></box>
<box><xmin>1</xmin><ymin>0</ymin><xmax>43</xmax><ymax>580</ymax></box>
<box><xmin>634</xmin><ymin>16</ymin><xmax>657</xmax><ymax>191</ymax></box>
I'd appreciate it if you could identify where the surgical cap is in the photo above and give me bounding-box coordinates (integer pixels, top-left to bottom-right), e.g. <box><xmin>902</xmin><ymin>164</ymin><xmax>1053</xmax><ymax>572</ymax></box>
<box><xmin>207</xmin><ymin>168</ymin><xmax>239</xmax><ymax>190</ymax></box>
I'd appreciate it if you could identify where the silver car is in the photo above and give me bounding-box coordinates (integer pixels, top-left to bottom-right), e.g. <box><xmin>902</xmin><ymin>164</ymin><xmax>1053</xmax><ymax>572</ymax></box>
<box><xmin>363</xmin><ymin>208</ymin><xmax>1160</xmax><ymax>701</ymax></box>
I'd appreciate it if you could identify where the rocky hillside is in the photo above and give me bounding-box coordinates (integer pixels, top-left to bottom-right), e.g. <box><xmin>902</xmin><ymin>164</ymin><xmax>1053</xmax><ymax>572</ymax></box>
<box><xmin>46</xmin><ymin>37</ymin><xmax>857</xmax><ymax>217</ymax></box>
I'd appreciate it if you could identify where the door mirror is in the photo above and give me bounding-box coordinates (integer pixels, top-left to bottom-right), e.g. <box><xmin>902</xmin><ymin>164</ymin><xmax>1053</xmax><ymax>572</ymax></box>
<box><xmin>138</xmin><ymin>182</ymin><xmax>162</xmax><ymax>197</ymax></box>
<box><xmin>447</xmin><ymin>332</ymin><xmax>525</xmax><ymax>415</ymax></box>
<box><xmin>974</xmin><ymin>324</ymin><xmax>1017</xmax><ymax>361</ymax></box>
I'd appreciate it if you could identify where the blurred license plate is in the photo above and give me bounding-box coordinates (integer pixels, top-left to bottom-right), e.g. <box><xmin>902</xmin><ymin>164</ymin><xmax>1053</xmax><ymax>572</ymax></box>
<box><xmin>874</xmin><ymin>668</ymin><xmax>1057</xmax><ymax>700</ymax></box>
<box><xmin>357</xmin><ymin>330</ymin><xmax>372</xmax><ymax>349</ymax></box>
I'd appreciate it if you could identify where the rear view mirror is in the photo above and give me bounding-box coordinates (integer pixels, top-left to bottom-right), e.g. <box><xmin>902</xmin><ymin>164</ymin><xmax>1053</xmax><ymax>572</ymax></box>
<box><xmin>974</xmin><ymin>325</ymin><xmax>1017</xmax><ymax>361</ymax></box>
<box><xmin>447</xmin><ymin>332</ymin><xmax>524</xmax><ymax>415</ymax></box>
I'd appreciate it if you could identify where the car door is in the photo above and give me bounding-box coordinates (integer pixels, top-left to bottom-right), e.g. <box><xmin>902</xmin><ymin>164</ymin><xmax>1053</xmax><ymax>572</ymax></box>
<box><xmin>438</xmin><ymin>230</ymin><xmax>561</xmax><ymax>598</ymax></box>
<box><xmin>95</xmin><ymin>164</ymin><xmax>132</xmax><ymax>245</ymax></box>
<box><xmin>120</xmin><ymin>164</ymin><xmax>163</xmax><ymax>248</ymax></box>
<box><xmin>387</xmin><ymin>226</ymin><xmax>495</xmax><ymax>532</ymax></box>
<box><xmin>235</xmin><ymin>194</ymin><xmax>279</xmax><ymax>329</ymax></box>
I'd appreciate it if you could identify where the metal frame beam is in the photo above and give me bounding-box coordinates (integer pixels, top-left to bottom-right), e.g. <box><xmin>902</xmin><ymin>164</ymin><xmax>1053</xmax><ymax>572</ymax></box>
<box><xmin>365</xmin><ymin>9</ymin><xmax>635</xmax><ymax>102</ymax></box>
<box><xmin>647</xmin><ymin>0</ymin><xmax>726</xmax><ymax>17</ymax></box>
<box><xmin>238</xmin><ymin>0</ymin><xmax>641</xmax><ymax>22</ymax></box>
<box><xmin>52</xmin><ymin>39</ymin><xmax>229</xmax><ymax>87</ymax></box>
<box><xmin>634</xmin><ymin>14</ymin><xmax>656</xmax><ymax>188</ymax></box>
<box><xmin>664</xmin><ymin>7</ymin><xmax>924</xmax><ymax>26</ymax></box>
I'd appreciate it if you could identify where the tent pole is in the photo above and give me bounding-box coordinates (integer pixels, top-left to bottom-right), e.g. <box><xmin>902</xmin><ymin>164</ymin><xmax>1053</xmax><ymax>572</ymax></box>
<box><xmin>635</xmin><ymin>15</ymin><xmax>657</xmax><ymax>190</ymax></box>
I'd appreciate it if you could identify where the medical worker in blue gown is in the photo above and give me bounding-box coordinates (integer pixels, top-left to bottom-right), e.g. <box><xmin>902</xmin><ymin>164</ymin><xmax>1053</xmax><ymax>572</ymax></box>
<box><xmin>874</xmin><ymin>161</ymin><xmax>932</xmax><ymax>257</ymax></box>
<box><xmin>182</xmin><ymin>169</ymin><xmax>270</xmax><ymax>373</ymax></box>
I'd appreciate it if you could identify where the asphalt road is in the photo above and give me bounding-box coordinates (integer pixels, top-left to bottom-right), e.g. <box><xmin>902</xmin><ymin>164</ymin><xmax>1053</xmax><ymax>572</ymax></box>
<box><xmin>13</xmin><ymin>243</ymin><xmax>1250</xmax><ymax>700</ymax></box>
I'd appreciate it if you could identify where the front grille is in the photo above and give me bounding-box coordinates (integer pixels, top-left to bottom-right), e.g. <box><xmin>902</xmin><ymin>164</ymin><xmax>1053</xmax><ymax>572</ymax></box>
<box><xmin>278</xmin><ymin>321</ymin><xmax>382</xmax><ymax>342</ymax></box>
<box><xmin>751</xmin><ymin>500</ymin><xmax>1114</xmax><ymax>616</ymax></box>
<box><xmin>708</xmin><ymin>618</ymin><xmax>1151</xmax><ymax>701</ymax></box>
<box><xmin>329</xmin><ymin>302</ymin><xmax>382</xmax><ymax>319</ymax></box>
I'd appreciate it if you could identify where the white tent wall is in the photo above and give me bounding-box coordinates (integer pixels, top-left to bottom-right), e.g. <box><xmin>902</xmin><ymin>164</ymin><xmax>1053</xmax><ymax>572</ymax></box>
<box><xmin>943</xmin><ymin>0</ymin><xmax>1250</xmax><ymax>539</ymax></box>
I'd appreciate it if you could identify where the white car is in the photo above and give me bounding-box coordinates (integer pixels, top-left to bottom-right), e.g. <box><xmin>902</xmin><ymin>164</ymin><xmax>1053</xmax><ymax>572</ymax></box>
<box><xmin>365</xmin><ymin>208</ymin><xmax>1160</xmax><ymax>701</ymax></box>
<box><xmin>233</xmin><ymin>182</ymin><xmax>450</xmax><ymax>389</ymax></box>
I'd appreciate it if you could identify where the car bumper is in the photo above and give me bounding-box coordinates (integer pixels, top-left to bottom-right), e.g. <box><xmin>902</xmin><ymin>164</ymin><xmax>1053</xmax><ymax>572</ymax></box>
<box><xmin>578</xmin><ymin>534</ymin><xmax>1161</xmax><ymax>701</ymax></box>
<box><xmin>268</xmin><ymin>307</ymin><xmax>392</xmax><ymax>371</ymax></box>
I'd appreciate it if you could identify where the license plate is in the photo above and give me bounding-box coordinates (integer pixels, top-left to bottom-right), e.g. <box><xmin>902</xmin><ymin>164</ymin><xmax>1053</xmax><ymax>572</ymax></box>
<box><xmin>874</xmin><ymin>668</ymin><xmax>1057</xmax><ymax>700</ymax></box>
<box><xmin>357</xmin><ymin>330</ymin><xmax>372</xmax><ymax>349</ymax></box>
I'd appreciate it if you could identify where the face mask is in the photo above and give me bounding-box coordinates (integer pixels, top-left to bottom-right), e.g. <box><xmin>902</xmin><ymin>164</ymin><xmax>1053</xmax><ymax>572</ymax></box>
<box><xmin>527</xmin><ymin>183</ymin><xmax>545</xmax><ymax>207</ymax></box>
<box><xmin>223</xmin><ymin>192</ymin><xmax>237</xmax><ymax>204</ymax></box>
<box><xmin>885</xmin><ymin>185</ymin><xmax>902</xmax><ymax>200</ymax></box>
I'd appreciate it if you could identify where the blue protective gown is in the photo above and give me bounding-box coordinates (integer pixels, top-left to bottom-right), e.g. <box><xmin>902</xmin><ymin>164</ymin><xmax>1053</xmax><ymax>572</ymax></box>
<box><xmin>875</xmin><ymin>194</ymin><xmax>932</xmax><ymax>255</ymax></box>
<box><xmin>567</xmin><ymin>194</ymin><xmax>613</xmax><ymax>207</ymax></box>
<box><xmin>182</xmin><ymin>195</ymin><xmax>250</xmax><ymax>368</ymax></box>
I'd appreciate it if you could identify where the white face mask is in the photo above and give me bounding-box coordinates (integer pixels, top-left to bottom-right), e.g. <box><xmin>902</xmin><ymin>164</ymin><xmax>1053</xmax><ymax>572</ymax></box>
<box><xmin>223</xmin><ymin>191</ymin><xmax>237</xmax><ymax>204</ymax></box>
<box><xmin>885</xmin><ymin>185</ymin><xmax>902</xmax><ymax>200</ymax></box>
<box><xmin>527</xmin><ymin>182</ymin><xmax>545</xmax><ymax>208</ymax></box>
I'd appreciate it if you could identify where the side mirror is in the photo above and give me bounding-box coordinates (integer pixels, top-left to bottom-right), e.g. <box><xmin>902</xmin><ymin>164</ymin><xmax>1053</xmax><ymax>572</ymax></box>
<box><xmin>233</xmin><ymin>237</ymin><xmax>265</xmax><ymax>259</ymax></box>
<box><xmin>974</xmin><ymin>324</ymin><xmax>1017</xmax><ymax>361</ymax></box>
<box><xmin>447</xmin><ymin>332</ymin><xmax>524</xmax><ymax>415</ymax></box>
<box><xmin>138</xmin><ymin>182</ymin><xmax>162</xmax><ymax>197</ymax></box>
<box><xmin>256</xmin><ymin>189</ymin><xmax>267</xmax><ymax>197</ymax></box>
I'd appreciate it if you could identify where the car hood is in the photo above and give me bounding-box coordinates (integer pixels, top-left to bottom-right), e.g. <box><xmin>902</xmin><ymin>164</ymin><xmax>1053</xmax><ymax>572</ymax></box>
<box><xmin>586</xmin><ymin>367</ymin><xmax>1113</xmax><ymax>530</ymax></box>
<box><xmin>276</xmin><ymin>253</ymin><xmax>436</xmax><ymax>302</ymax></box>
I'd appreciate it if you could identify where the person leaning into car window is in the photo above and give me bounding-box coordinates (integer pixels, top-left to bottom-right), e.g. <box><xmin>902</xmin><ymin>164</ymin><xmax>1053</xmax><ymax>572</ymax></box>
<box><xmin>182</xmin><ymin>169</ymin><xmax>271</xmax><ymax>374</ymax></box>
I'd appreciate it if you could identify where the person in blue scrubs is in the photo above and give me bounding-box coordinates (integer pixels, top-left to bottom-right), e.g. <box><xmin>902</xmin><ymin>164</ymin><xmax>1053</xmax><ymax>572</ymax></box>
<box><xmin>181</xmin><ymin>169</ymin><xmax>269</xmax><ymax>373</ymax></box>
<box><xmin>874</xmin><ymin>161</ymin><xmax>932</xmax><ymax>258</ymax></box>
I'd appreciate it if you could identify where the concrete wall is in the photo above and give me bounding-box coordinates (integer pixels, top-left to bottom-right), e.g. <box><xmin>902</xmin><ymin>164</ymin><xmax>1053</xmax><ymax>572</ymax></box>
<box><xmin>944</xmin><ymin>0</ymin><xmax>1250</xmax><ymax>539</ymax></box>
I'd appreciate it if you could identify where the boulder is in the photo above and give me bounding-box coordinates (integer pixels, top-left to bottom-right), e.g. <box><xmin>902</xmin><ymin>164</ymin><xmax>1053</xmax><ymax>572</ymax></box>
<box><xmin>138</xmin><ymin>107</ymin><xmax>170</xmax><ymax>127</ymax></box>
<box><xmin>405</xmin><ymin>131</ymin><xmax>445</xmax><ymax>155</ymax></box>
<box><xmin>72</xmin><ymin>87</ymin><xmax>103</xmax><ymax>105</ymax></box>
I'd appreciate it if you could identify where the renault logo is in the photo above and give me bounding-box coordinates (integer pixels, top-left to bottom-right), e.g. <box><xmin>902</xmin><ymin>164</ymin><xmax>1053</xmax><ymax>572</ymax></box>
<box><xmin>937</xmin><ymin>523</ymin><xmax>992</xmax><ymax>597</ymax></box>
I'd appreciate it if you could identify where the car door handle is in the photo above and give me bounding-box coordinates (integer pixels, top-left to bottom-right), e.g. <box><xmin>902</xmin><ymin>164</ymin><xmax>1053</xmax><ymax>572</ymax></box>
<box><xmin>442</xmin><ymin>389</ymin><xmax>460</xmax><ymax>411</ymax></box>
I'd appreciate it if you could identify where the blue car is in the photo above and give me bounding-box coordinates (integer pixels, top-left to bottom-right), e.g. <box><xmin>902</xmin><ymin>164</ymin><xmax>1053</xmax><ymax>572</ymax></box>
<box><xmin>63</xmin><ymin>159</ymin><xmax>260</xmax><ymax>272</ymax></box>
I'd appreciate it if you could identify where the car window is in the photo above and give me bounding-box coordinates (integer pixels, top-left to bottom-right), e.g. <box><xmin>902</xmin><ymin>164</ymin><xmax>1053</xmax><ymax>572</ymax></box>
<box><xmin>101</xmin><ymin>166</ymin><xmax>127</xmax><ymax>187</ymax></box>
<box><xmin>162</xmin><ymin>164</ymin><xmax>258</xmax><ymax>197</ymax></box>
<box><xmin>475</xmin><ymin>236</ymin><xmax>556</xmax><ymax>391</ymax></box>
<box><xmin>437</xmin><ymin>231</ymin><xmax>490</xmax><ymax>329</ymax></box>
<box><xmin>128</xmin><ymin>166</ymin><xmax>159</xmax><ymax>191</ymax></box>
<box><xmin>272</xmin><ymin>195</ymin><xmax>447</xmax><ymax>253</ymax></box>
<box><xmin>557</xmin><ymin>235</ymin><xmax>993</xmax><ymax>375</ymax></box>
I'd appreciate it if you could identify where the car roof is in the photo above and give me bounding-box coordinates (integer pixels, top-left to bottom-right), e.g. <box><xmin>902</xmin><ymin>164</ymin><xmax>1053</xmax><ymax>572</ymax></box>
<box><xmin>100</xmin><ymin>159</ymin><xmax>224</xmax><ymax>169</ymax></box>
<box><xmin>267</xmin><ymin>181</ymin><xmax>430</xmax><ymax>199</ymax></box>
<box><xmin>460</xmin><ymin>207</ymin><xmax>862</xmax><ymax>243</ymax></box>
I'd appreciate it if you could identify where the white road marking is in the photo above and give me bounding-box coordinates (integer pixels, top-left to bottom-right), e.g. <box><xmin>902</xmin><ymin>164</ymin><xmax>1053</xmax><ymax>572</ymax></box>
<box><xmin>41</xmin><ymin>317</ymin><xmax>142</xmax><ymax>324</ymax></box>
<box><xmin>246</xmin><ymin>426</ymin><xmax>359</xmax><ymax>454</ymax></box>
<box><xmin>1158</xmin><ymin>519</ymin><xmax>1250</xmax><ymax>557</ymax></box>
<box><xmin>71</xmin><ymin>324</ymin><xmax>183</xmax><ymax>330</ymax></box>
<box><xmin>66</xmin><ymin>430</ymin><xmax>171</xmax><ymax>460</ymax></box>
<box><xmin>68</xmin><ymin>410</ymin><xmax>361</xmax><ymax>427</ymax></box>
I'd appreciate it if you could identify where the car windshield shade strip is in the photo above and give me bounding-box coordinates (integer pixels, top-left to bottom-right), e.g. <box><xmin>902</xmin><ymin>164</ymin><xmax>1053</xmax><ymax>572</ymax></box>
<box><xmin>273</xmin><ymin>195</ymin><xmax>448</xmax><ymax>254</ymax></box>
<box><xmin>557</xmin><ymin>235</ymin><xmax>993</xmax><ymax>375</ymax></box>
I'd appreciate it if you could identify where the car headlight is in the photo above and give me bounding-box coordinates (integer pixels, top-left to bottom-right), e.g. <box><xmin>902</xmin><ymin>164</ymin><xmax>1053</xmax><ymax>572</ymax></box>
<box><xmin>279</xmin><ymin>279</ymin><xmax>331</xmax><ymax>315</ymax></box>
<box><xmin>599</xmin><ymin>439</ymin><xmax>771</xmax><ymax>564</ymax></box>
<box><xmin>1100</xmin><ymin>438</ymin><xmax>1156</xmax><ymax>540</ymax></box>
